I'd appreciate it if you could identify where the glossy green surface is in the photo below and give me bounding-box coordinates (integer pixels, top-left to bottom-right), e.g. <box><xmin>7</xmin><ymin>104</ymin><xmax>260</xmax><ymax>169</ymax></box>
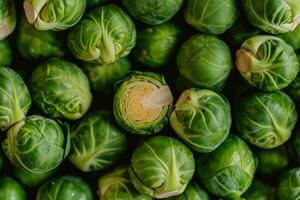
<box><xmin>14</xmin><ymin>167</ymin><xmax>54</xmax><ymax>187</ymax></box>
<box><xmin>0</xmin><ymin>39</ymin><xmax>12</xmax><ymax>66</ymax></box>
<box><xmin>0</xmin><ymin>177</ymin><xmax>26</xmax><ymax>200</ymax></box>
<box><xmin>277</xmin><ymin>167</ymin><xmax>300</xmax><ymax>200</ymax></box>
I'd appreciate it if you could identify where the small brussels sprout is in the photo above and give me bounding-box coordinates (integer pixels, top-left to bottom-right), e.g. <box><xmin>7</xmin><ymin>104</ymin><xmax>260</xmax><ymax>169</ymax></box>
<box><xmin>122</xmin><ymin>0</ymin><xmax>184</xmax><ymax>25</ymax></box>
<box><xmin>113</xmin><ymin>72</ymin><xmax>173</xmax><ymax>135</ymax></box>
<box><xmin>242</xmin><ymin>179</ymin><xmax>274</xmax><ymax>200</ymax></box>
<box><xmin>2</xmin><ymin>115</ymin><xmax>70</xmax><ymax>174</ymax></box>
<box><xmin>87</xmin><ymin>0</ymin><xmax>106</xmax><ymax>7</ymax></box>
<box><xmin>0</xmin><ymin>0</ymin><xmax>16</xmax><ymax>40</ymax></box>
<box><xmin>129</xmin><ymin>136</ymin><xmax>195</xmax><ymax>199</ymax></box>
<box><xmin>236</xmin><ymin>35</ymin><xmax>299</xmax><ymax>91</ymax></box>
<box><xmin>177</xmin><ymin>35</ymin><xmax>233</xmax><ymax>90</ymax></box>
<box><xmin>98</xmin><ymin>166</ymin><xmax>153</xmax><ymax>200</ymax></box>
<box><xmin>244</xmin><ymin>0</ymin><xmax>300</xmax><ymax>34</ymax></box>
<box><xmin>14</xmin><ymin>167</ymin><xmax>54</xmax><ymax>187</ymax></box>
<box><xmin>287</xmin><ymin>71</ymin><xmax>300</xmax><ymax>102</ymax></box>
<box><xmin>69</xmin><ymin>111</ymin><xmax>127</xmax><ymax>172</ymax></box>
<box><xmin>289</xmin><ymin>129</ymin><xmax>300</xmax><ymax>163</ymax></box>
<box><xmin>277</xmin><ymin>167</ymin><xmax>300</xmax><ymax>200</ymax></box>
<box><xmin>133</xmin><ymin>22</ymin><xmax>182</xmax><ymax>68</ymax></box>
<box><xmin>0</xmin><ymin>67</ymin><xmax>31</xmax><ymax>131</ymax></box>
<box><xmin>30</xmin><ymin>58</ymin><xmax>92</xmax><ymax>120</ymax></box>
<box><xmin>83</xmin><ymin>58</ymin><xmax>132</xmax><ymax>94</ymax></box>
<box><xmin>278</xmin><ymin>24</ymin><xmax>300</xmax><ymax>50</ymax></box>
<box><xmin>184</xmin><ymin>0</ymin><xmax>238</xmax><ymax>35</ymax></box>
<box><xmin>170</xmin><ymin>88</ymin><xmax>231</xmax><ymax>153</ymax></box>
<box><xmin>68</xmin><ymin>4</ymin><xmax>136</xmax><ymax>65</ymax></box>
<box><xmin>0</xmin><ymin>177</ymin><xmax>26</xmax><ymax>200</ymax></box>
<box><xmin>23</xmin><ymin>0</ymin><xmax>86</xmax><ymax>31</ymax></box>
<box><xmin>36</xmin><ymin>176</ymin><xmax>93</xmax><ymax>200</ymax></box>
<box><xmin>16</xmin><ymin>15</ymin><xmax>64</xmax><ymax>60</ymax></box>
<box><xmin>197</xmin><ymin>135</ymin><xmax>257</xmax><ymax>198</ymax></box>
<box><xmin>236</xmin><ymin>91</ymin><xmax>297</xmax><ymax>149</ymax></box>
<box><xmin>0</xmin><ymin>39</ymin><xmax>12</xmax><ymax>66</ymax></box>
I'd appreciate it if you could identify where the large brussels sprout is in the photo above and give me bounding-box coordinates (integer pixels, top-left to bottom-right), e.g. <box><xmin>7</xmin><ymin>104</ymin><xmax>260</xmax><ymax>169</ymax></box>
<box><xmin>30</xmin><ymin>58</ymin><xmax>92</xmax><ymax>120</ymax></box>
<box><xmin>113</xmin><ymin>72</ymin><xmax>173</xmax><ymax>135</ymax></box>
<box><xmin>16</xmin><ymin>15</ymin><xmax>64</xmax><ymax>60</ymax></box>
<box><xmin>170</xmin><ymin>88</ymin><xmax>231</xmax><ymax>153</ymax></box>
<box><xmin>278</xmin><ymin>24</ymin><xmax>300</xmax><ymax>50</ymax></box>
<box><xmin>242</xmin><ymin>179</ymin><xmax>274</xmax><ymax>200</ymax></box>
<box><xmin>69</xmin><ymin>111</ymin><xmax>127</xmax><ymax>172</ymax></box>
<box><xmin>87</xmin><ymin>0</ymin><xmax>106</xmax><ymax>7</ymax></box>
<box><xmin>287</xmin><ymin>71</ymin><xmax>300</xmax><ymax>102</ymax></box>
<box><xmin>36</xmin><ymin>176</ymin><xmax>93</xmax><ymax>200</ymax></box>
<box><xmin>0</xmin><ymin>177</ymin><xmax>26</xmax><ymax>200</ymax></box>
<box><xmin>23</xmin><ymin>0</ymin><xmax>86</xmax><ymax>31</ymax></box>
<box><xmin>177</xmin><ymin>35</ymin><xmax>233</xmax><ymax>90</ymax></box>
<box><xmin>68</xmin><ymin>4</ymin><xmax>136</xmax><ymax>65</ymax></box>
<box><xmin>14</xmin><ymin>167</ymin><xmax>54</xmax><ymax>187</ymax></box>
<box><xmin>133</xmin><ymin>22</ymin><xmax>181</xmax><ymax>68</ymax></box>
<box><xmin>83</xmin><ymin>58</ymin><xmax>132</xmax><ymax>94</ymax></box>
<box><xmin>184</xmin><ymin>0</ymin><xmax>238</xmax><ymax>35</ymax></box>
<box><xmin>197</xmin><ymin>135</ymin><xmax>257</xmax><ymax>198</ymax></box>
<box><xmin>244</xmin><ymin>0</ymin><xmax>300</xmax><ymax>34</ymax></box>
<box><xmin>129</xmin><ymin>136</ymin><xmax>195</xmax><ymax>199</ymax></box>
<box><xmin>236</xmin><ymin>35</ymin><xmax>299</xmax><ymax>91</ymax></box>
<box><xmin>0</xmin><ymin>0</ymin><xmax>16</xmax><ymax>40</ymax></box>
<box><xmin>123</xmin><ymin>0</ymin><xmax>184</xmax><ymax>25</ymax></box>
<box><xmin>289</xmin><ymin>129</ymin><xmax>300</xmax><ymax>163</ymax></box>
<box><xmin>236</xmin><ymin>91</ymin><xmax>297</xmax><ymax>149</ymax></box>
<box><xmin>0</xmin><ymin>39</ymin><xmax>12</xmax><ymax>66</ymax></box>
<box><xmin>277</xmin><ymin>167</ymin><xmax>300</xmax><ymax>200</ymax></box>
<box><xmin>0</xmin><ymin>67</ymin><xmax>31</xmax><ymax>131</ymax></box>
<box><xmin>2</xmin><ymin>115</ymin><xmax>70</xmax><ymax>174</ymax></box>
<box><xmin>98</xmin><ymin>166</ymin><xmax>153</xmax><ymax>200</ymax></box>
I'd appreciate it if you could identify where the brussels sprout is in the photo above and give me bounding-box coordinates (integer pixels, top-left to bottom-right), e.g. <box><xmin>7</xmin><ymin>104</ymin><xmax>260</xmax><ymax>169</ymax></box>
<box><xmin>133</xmin><ymin>22</ymin><xmax>181</xmax><ymax>68</ymax></box>
<box><xmin>177</xmin><ymin>35</ymin><xmax>233</xmax><ymax>90</ymax></box>
<box><xmin>0</xmin><ymin>0</ymin><xmax>16</xmax><ymax>40</ymax></box>
<box><xmin>14</xmin><ymin>167</ymin><xmax>54</xmax><ymax>187</ymax></box>
<box><xmin>278</xmin><ymin>24</ymin><xmax>300</xmax><ymax>50</ymax></box>
<box><xmin>68</xmin><ymin>4</ymin><xmax>136</xmax><ymax>65</ymax></box>
<box><xmin>0</xmin><ymin>39</ymin><xmax>12</xmax><ymax>66</ymax></box>
<box><xmin>242</xmin><ymin>179</ymin><xmax>274</xmax><ymax>200</ymax></box>
<box><xmin>197</xmin><ymin>135</ymin><xmax>257</xmax><ymax>198</ymax></box>
<box><xmin>87</xmin><ymin>0</ymin><xmax>106</xmax><ymax>7</ymax></box>
<box><xmin>83</xmin><ymin>58</ymin><xmax>132</xmax><ymax>93</ymax></box>
<box><xmin>129</xmin><ymin>136</ymin><xmax>195</xmax><ymax>199</ymax></box>
<box><xmin>0</xmin><ymin>177</ymin><xmax>26</xmax><ymax>200</ymax></box>
<box><xmin>36</xmin><ymin>176</ymin><xmax>93</xmax><ymax>200</ymax></box>
<box><xmin>16</xmin><ymin>15</ymin><xmax>64</xmax><ymax>60</ymax></box>
<box><xmin>0</xmin><ymin>67</ymin><xmax>31</xmax><ymax>131</ymax></box>
<box><xmin>98</xmin><ymin>166</ymin><xmax>153</xmax><ymax>200</ymax></box>
<box><xmin>277</xmin><ymin>167</ymin><xmax>300</xmax><ymax>200</ymax></box>
<box><xmin>236</xmin><ymin>35</ymin><xmax>299</xmax><ymax>91</ymax></box>
<box><xmin>170</xmin><ymin>88</ymin><xmax>231</xmax><ymax>153</ymax></box>
<box><xmin>244</xmin><ymin>0</ymin><xmax>300</xmax><ymax>34</ymax></box>
<box><xmin>287</xmin><ymin>71</ymin><xmax>300</xmax><ymax>102</ymax></box>
<box><xmin>23</xmin><ymin>0</ymin><xmax>86</xmax><ymax>31</ymax></box>
<box><xmin>236</xmin><ymin>91</ymin><xmax>297</xmax><ymax>149</ymax></box>
<box><xmin>2</xmin><ymin>115</ymin><xmax>70</xmax><ymax>174</ymax></box>
<box><xmin>184</xmin><ymin>0</ymin><xmax>238</xmax><ymax>35</ymax></box>
<box><xmin>30</xmin><ymin>58</ymin><xmax>92</xmax><ymax>120</ymax></box>
<box><xmin>113</xmin><ymin>72</ymin><xmax>173</xmax><ymax>135</ymax></box>
<box><xmin>69</xmin><ymin>111</ymin><xmax>127</xmax><ymax>172</ymax></box>
<box><xmin>289</xmin><ymin>129</ymin><xmax>300</xmax><ymax>163</ymax></box>
<box><xmin>122</xmin><ymin>0</ymin><xmax>184</xmax><ymax>25</ymax></box>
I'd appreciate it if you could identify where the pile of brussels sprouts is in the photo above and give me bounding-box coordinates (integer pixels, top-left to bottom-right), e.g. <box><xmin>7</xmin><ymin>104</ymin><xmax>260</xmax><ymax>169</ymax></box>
<box><xmin>1</xmin><ymin>0</ymin><xmax>300</xmax><ymax>199</ymax></box>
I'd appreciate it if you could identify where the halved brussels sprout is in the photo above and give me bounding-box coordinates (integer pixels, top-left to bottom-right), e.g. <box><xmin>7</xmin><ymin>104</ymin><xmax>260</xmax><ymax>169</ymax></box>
<box><xmin>36</xmin><ymin>176</ymin><xmax>93</xmax><ymax>200</ymax></box>
<box><xmin>133</xmin><ymin>22</ymin><xmax>182</xmax><ymax>68</ymax></box>
<box><xmin>68</xmin><ymin>4</ymin><xmax>136</xmax><ymax>65</ymax></box>
<box><xmin>14</xmin><ymin>167</ymin><xmax>54</xmax><ymax>187</ymax></box>
<box><xmin>0</xmin><ymin>67</ymin><xmax>31</xmax><ymax>131</ymax></box>
<box><xmin>197</xmin><ymin>135</ymin><xmax>257</xmax><ymax>198</ymax></box>
<box><xmin>30</xmin><ymin>58</ymin><xmax>92</xmax><ymax>120</ymax></box>
<box><xmin>242</xmin><ymin>179</ymin><xmax>274</xmax><ymax>200</ymax></box>
<box><xmin>0</xmin><ymin>0</ymin><xmax>16</xmax><ymax>40</ymax></box>
<box><xmin>170</xmin><ymin>88</ymin><xmax>231</xmax><ymax>153</ymax></box>
<box><xmin>129</xmin><ymin>136</ymin><xmax>195</xmax><ymax>199</ymax></box>
<box><xmin>184</xmin><ymin>0</ymin><xmax>238</xmax><ymax>35</ymax></box>
<box><xmin>2</xmin><ymin>115</ymin><xmax>70</xmax><ymax>174</ymax></box>
<box><xmin>0</xmin><ymin>177</ymin><xmax>26</xmax><ymax>200</ymax></box>
<box><xmin>23</xmin><ymin>0</ymin><xmax>86</xmax><ymax>31</ymax></box>
<box><xmin>289</xmin><ymin>129</ymin><xmax>300</xmax><ymax>163</ymax></box>
<box><xmin>236</xmin><ymin>35</ymin><xmax>299</xmax><ymax>91</ymax></box>
<box><xmin>279</xmin><ymin>24</ymin><xmax>300</xmax><ymax>50</ymax></box>
<box><xmin>277</xmin><ymin>167</ymin><xmax>300</xmax><ymax>200</ymax></box>
<box><xmin>0</xmin><ymin>39</ymin><xmax>12</xmax><ymax>66</ymax></box>
<box><xmin>98</xmin><ymin>166</ymin><xmax>153</xmax><ymax>200</ymax></box>
<box><xmin>69</xmin><ymin>111</ymin><xmax>127</xmax><ymax>172</ymax></box>
<box><xmin>177</xmin><ymin>35</ymin><xmax>233</xmax><ymax>90</ymax></box>
<box><xmin>122</xmin><ymin>0</ymin><xmax>184</xmax><ymax>25</ymax></box>
<box><xmin>236</xmin><ymin>91</ymin><xmax>297</xmax><ymax>149</ymax></box>
<box><xmin>87</xmin><ymin>0</ymin><xmax>106</xmax><ymax>7</ymax></box>
<box><xmin>17</xmin><ymin>14</ymin><xmax>64</xmax><ymax>59</ymax></box>
<box><xmin>113</xmin><ymin>72</ymin><xmax>173</xmax><ymax>135</ymax></box>
<box><xmin>287</xmin><ymin>71</ymin><xmax>300</xmax><ymax>102</ymax></box>
<box><xmin>244</xmin><ymin>0</ymin><xmax>300</xmax><ymax>34</ymax></box>
<box><xmin>83</xmin><ymin>57</ymin><xmax>132</xmax><ymax>94</ymax></box>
